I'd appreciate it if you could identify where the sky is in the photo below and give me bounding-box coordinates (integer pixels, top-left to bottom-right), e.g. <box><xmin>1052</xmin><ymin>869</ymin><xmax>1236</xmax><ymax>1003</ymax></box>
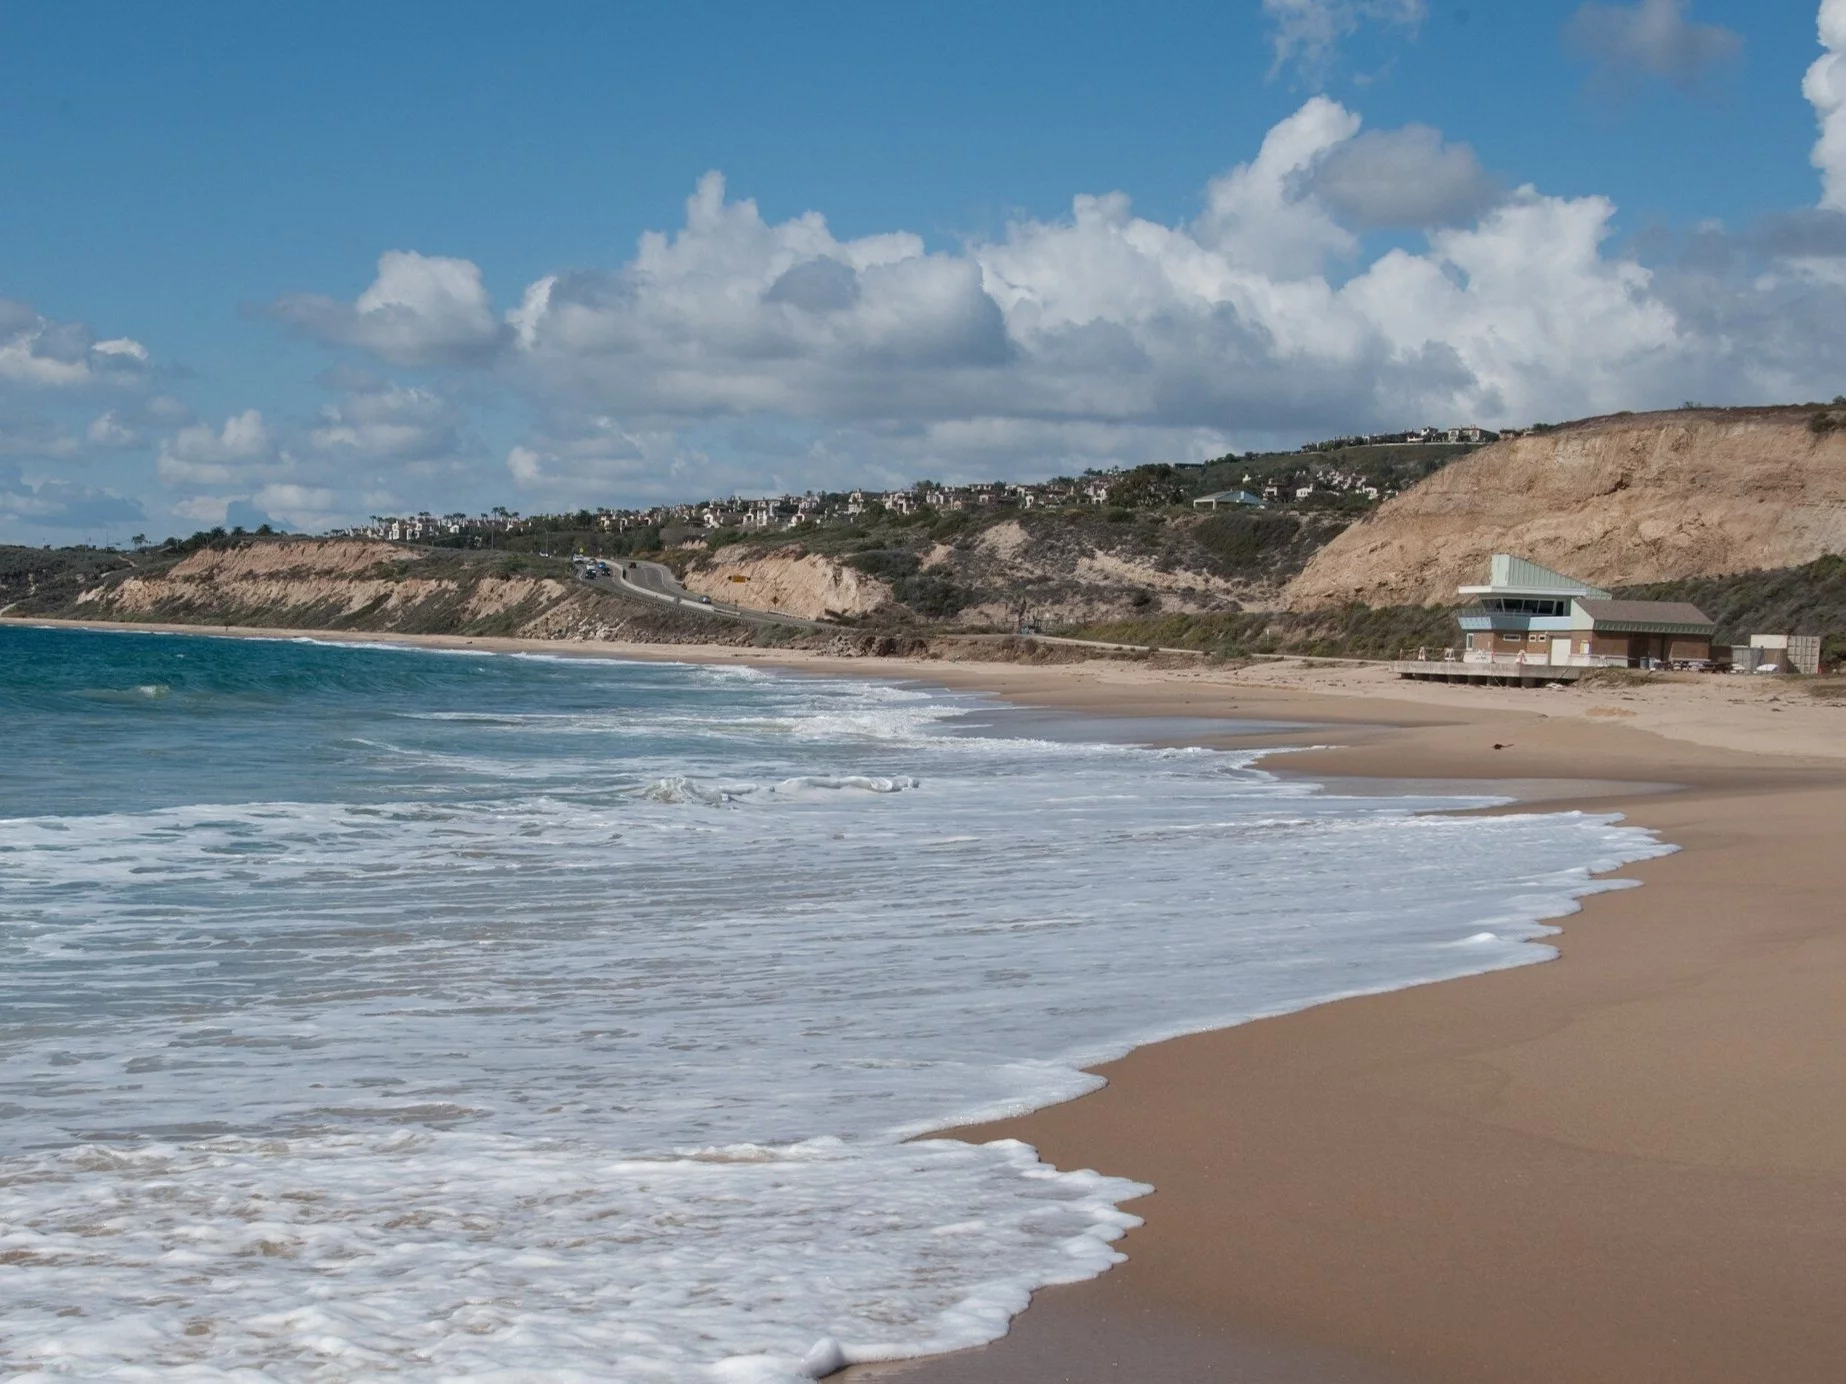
<box><xmin>3</xmin><ymin>0</ymin><xmax>1846</xmax><ymax>544</ymax></box>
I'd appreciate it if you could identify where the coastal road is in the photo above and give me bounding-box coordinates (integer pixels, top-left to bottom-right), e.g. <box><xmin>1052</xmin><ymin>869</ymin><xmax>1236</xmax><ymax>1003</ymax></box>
<box><xmin>586</xmin><ymin>560</ymin><xmax>836</xmax><ymax>631</ymax></box>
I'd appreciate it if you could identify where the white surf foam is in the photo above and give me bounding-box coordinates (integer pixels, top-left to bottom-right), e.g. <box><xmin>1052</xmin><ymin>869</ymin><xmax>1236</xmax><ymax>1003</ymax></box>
<box><xmin>0</xmin><ymin>657</ymin><xmax>1673</xmax><ymax>1381</ymax></box>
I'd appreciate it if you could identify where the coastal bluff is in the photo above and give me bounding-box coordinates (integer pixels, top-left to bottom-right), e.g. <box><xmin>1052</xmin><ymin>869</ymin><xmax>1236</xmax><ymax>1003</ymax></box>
<box><xmin>9</xmin><ymin>539</ymin><xmax>750</xmax><ymax>645</ymax></box>
<box><xmin>1285</xmin><ymin>406</ymin><xmax>1846</xmax><ymax>609</ymax></box>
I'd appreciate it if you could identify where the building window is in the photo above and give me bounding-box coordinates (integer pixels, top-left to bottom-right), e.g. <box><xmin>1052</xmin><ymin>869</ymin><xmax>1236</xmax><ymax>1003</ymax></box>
<box><xmin>1483</xmin><ymin>597</ymin><xmax>1567</xmax><ymax>616</ymax></box>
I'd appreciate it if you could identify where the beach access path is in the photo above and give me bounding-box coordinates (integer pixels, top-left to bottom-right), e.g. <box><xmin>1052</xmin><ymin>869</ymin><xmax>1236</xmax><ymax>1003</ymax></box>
<box><xmin>11</xmin><ymin>617</ymin><xmax>1846</xmax><ymax>1381</ymax></box>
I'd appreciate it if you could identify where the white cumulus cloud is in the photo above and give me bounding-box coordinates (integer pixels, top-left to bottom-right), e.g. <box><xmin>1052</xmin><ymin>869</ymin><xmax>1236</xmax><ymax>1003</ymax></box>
<box><xmin>1809</xmin><ymin>0</ymin><xmax>1846</xmax><ymax>210</ymax></box>
<box><xmin>253</xmin><ymin>23</ymin><xmax>1846</xmax><ymax>518</ymax></box>
<box><xmin>486</xmin><ymin>102</ymin><xmax>1689</xmax><ymax>452</ymax></box>
<box><xmin>308</xmin><ymin>382</ymin><xmax>471</xmax><ymax>464</ymax></box>
<box><xmin>156</xmin><ymin>410</ymin><xmax>276</xmax><ymax>485</ymax></box>
<box><xmin>273</xmin><ymin>251</ymin><xmax>504</xmax><ymax>365</ymax></box>
<box><xmin>0</xmin><ymin>300</ymin><xmax>152</xmax><ymax>389</ymax></box>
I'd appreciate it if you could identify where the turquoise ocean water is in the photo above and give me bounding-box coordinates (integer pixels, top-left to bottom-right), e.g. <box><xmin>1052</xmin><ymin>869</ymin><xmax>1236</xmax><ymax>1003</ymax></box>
<box><xmin>0</xmin><ymin>625</ymin><xmax>1669</xmax><ymax>1381</ymax></box>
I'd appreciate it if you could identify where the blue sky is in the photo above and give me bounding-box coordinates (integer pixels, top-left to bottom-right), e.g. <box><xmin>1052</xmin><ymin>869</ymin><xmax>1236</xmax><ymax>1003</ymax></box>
<box><xmin>3</xmin><ymin>0</ymin><xmax>1845</xmax><ymax>543</ymax></box>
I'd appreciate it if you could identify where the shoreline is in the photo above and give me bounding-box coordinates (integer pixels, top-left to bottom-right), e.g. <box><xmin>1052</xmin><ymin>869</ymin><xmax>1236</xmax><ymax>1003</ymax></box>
<box><xmin>12</xmin><ymin>612</ymin><xmax>1845</xmax><ymax>764</ymax></box>
<box><xmin>14</xmin><ymin>617</ymin><xmax>1846</xmax><ymax>1380</ymax></box>
<box><xmin>862</xmin><ymin>764</ymin><xmax>1846</xmax><ymax>1384</ymax></box>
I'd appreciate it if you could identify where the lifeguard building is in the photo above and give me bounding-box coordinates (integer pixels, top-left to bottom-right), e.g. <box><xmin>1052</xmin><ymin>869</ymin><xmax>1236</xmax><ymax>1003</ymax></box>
<box><xmin>1400</xmin><ymin>554</ymin><xmax>1716</xmax><ymax>683</ymax></box>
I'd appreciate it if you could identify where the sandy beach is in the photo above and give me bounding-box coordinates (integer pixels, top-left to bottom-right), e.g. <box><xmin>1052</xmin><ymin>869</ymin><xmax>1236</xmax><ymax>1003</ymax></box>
<box><xmin>13</xmin><ymin>616</ymin><xmax>1846</xmax><ymax>1381</ymax></box>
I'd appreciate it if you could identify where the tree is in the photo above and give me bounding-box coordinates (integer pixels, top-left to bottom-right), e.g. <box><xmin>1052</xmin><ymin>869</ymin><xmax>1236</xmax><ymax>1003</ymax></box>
<box><xmin>1105</xmin><ymin>464</ymin><xmax>1189</xmax><ymax>510</ymax></box>
<box><xmin>131</xmin><ymin>533</ymin><xmax>147</xmax><ymax>549</ymax></box>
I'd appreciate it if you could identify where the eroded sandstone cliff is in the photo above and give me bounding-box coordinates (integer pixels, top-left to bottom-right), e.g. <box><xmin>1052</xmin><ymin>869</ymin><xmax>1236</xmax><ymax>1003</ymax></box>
<box><xmin>681</xmin><ymin>545</ymin><xmax>893</xmax><ymax>620</ymax></box>
<box><xmin>20</xmin><ymin>539</ymin><xmax>754</xmax><ymax>644</ymax></box>
<box><xmin>1284</xmin><ymin>407</ymin><xmax>1846</xmax><ymax>608</ymax></box>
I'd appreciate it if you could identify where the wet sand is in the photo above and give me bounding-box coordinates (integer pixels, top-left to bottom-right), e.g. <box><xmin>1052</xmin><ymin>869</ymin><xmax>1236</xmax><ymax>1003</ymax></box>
<box><xmin>13</xmin><ymin>617</ymin><xmax>1846</xmax><ymax>1380</ymax></box>
<box><xmin>854</xmin><ymin>718</ymin><xmax>1846</xmax><ymax>1382</ymax></box>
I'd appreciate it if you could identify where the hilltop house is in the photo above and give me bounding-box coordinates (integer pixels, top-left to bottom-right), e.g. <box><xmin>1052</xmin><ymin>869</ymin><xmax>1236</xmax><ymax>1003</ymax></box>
<box><xmin>1457</xmin><ymin>555</ymin><xmax>1716</xmax><ymax>668</ymax></box>
<box><xmin>1192</xmin><ymin>489</ymin><xmax>1264</xmax><ymax>510</ymax></box>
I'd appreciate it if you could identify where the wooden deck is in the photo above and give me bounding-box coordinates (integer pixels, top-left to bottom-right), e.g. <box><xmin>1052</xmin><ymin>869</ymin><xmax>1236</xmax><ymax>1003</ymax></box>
<box><xmin>1393</xmin><ymin>660</ymin><xmax>1586</xmax><ymax>686</ymax></box>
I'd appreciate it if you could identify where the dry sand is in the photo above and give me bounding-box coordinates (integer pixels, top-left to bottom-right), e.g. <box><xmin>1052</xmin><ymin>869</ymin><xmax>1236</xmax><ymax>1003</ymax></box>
<box><xmin>844</xmin><ymin>674</ymin><xmax>1846</xmax><ymax>1382</ymax></box>
<box><xmin>13</xmin><ymin>617</ymin><xmax>1846</xmax><ymax>1381</ymax></box>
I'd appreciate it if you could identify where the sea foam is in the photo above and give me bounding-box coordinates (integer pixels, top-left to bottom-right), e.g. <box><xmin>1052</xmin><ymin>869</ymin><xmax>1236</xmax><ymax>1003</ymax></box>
<box><xmin>0</xmin><ymin>625</ymin><xmax>1671</xmax><ymax>1380</ymax></box>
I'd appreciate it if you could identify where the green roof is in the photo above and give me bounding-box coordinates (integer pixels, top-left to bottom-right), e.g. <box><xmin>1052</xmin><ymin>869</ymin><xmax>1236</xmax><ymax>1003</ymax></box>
<box><xmin>1460</xmin><ymin>554</ymin><xmax>1611</xmax><ymax>598</ymax></box>
<box><xmin>1487</xmin><ymin>554</ymin><xmax>1610</xmax><ymax>596</ymax></box>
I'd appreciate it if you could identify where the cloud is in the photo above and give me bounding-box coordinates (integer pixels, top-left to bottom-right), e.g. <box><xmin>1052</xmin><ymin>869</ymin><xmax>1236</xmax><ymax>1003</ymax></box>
<box><xmin>1752</xmin><ymin>207</ymin><xmax>1846</xmax><ymax>259</ymax></box>
<box><xmin>487</xmin><ymin>107</ymin><xmax>1684</xmax><ymax>452</ymax></box>
<box><xmin>138</xmin><ymin>375</ymin><xmax>488</xmax><ymax>535</ymax></box>
<box><xmin>85</xmin><ymin>411</ymin><xmax>142</xmax><ymax>449</ymax></box>
<box><xmin>498</xmin><ymin>413</ymin><xmax>712</xmax><ymax>503</ymax></box>
<box><xmin>272</xmin><ymin>251</ymin><xmax>505</xmax><ymax>366</ymax></box>
<box><xmin>1567</xmin><ymin>0</ymin><xmax>1743</xmax><ymax>90</ymax></box>
<box><xmin>156</xmin><ymin>409</ymin><xmax>276</xmax><ymax>485</ymax></box>
<box><xmin>225</xmin><ymin>499</ymin><xmax>282</xmax><ymax>532</ymax></box>
<box><xmin>1262</xmin><ymin>0</ymin><xmax>1426</xmax><ymax>83</ymax></box>
<box><xmin>1809</xmin><ymin>0</ymin><xmax>1846</xmax><ymax>210</ymax></box>
<box><xmin>249</xmin><ymin>31</ymin><xmax>1846</xmax><ymax>519</ymax></box>
<box><xmin>0</xmin><ymin>461</ymin><xmax>144</xmax><ymax>534</ymax></box>
<box><xmin>505</xmin><ymin>170</ymin><xmax>1010</xmax><ymax>423</ymax></box>
<box><xmin>1303</xmin><ymin>124</ymin><xmax>1502</xmax><ymax>228</ymax></box>
<box><xmin>248</xmin><ymin>484</ymin><xmax>343</xmax><ymax>531</ymax></box>
<box><xmin>0</xmin><ymin>300</ymin><xmax>152</xmax><ymax>389</ymax></box>
<box><xmin>307</xmin><ymin>382</ymin><xmax>474</xmax><ymax>464</ymax></box>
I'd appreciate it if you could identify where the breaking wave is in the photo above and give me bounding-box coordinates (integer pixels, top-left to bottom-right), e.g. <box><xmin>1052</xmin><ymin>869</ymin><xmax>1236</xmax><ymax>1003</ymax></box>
<box><xmin>0</xmin><ymin>623</ymin><xmax>1671</xmax><ymax>1381</ymax></box>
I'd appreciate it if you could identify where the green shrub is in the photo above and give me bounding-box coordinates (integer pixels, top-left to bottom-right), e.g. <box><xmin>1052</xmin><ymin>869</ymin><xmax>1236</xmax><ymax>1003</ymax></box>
<box><xmin>846</xmin><ymin>549</ymin><xmax>922</xmax><ymax>582</ymax></box>
<box><xmin>893</xmin><ymin>573</ymin><xmax>972</xmax><ymax>617</ymax></box>
<box><xmin>1194</xmin><ymin>512</ymin><xmax>1296</xmax><ymax>564</ymax></box>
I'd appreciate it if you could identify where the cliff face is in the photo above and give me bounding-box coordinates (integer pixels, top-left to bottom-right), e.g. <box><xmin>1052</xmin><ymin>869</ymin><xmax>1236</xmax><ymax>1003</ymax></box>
<box><xmin>682</xmin><ymin>545</ymin><xmax>893</xmax><ymax>619</ymax></box>
<box><xmin>1285</xmin><ymin>408</ymin><xmax>1846</xmax><ymax>608</ymax></box>
<box><xmin>22</xmin><ymin>539</ymin><xmax>754</xmax><ymax>644</ymax></box>
<box><xmin>684</xmin><ymin>510</ymin><xmax>1347</xmax><ymax>627</ymax></box>
<box><xmin>71</xmin><ymin>540</ymin><xmax>585</xmax><ymax>632</ymax></box>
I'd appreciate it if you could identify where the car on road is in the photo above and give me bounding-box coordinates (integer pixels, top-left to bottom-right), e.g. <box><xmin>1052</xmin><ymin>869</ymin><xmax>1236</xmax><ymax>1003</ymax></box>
<box><xmin>699</xmin><ymin>595</ymin><xmax>712</xmax><ymax>604</ymax></box>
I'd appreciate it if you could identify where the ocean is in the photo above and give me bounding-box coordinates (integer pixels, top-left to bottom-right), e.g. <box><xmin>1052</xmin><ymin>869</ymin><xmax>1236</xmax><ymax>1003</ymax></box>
<box><xmin>0</xmin><ymin>625</ymin><xmax>1670</xmax><ymax>1382</ymax></box>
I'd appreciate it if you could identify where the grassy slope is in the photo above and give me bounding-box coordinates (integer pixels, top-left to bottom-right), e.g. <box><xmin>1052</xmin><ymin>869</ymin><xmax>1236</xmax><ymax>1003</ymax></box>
<box><xmin>0</xmin><ymin>546</ymin><xmax>143</xmax><ymax>612</ymax></box>
<box><xmin>704</xmin><ymin>507</ymin><xmax>1356</xmax><ymax>625</ymax></box>
<box><xmin>1071</xmin><ymin>557</ymin><xmax>1846</xmax><ymax>662</ymax></box>
<box><xmin>1619</xmin><ymin>556</ymin><xmax>1846</xmax><ymax>657</ymax></box>
<box><xmin>1069</xmin><ymin>605</ymin><xmax>1460</xmax><ymax>659</ymax></box>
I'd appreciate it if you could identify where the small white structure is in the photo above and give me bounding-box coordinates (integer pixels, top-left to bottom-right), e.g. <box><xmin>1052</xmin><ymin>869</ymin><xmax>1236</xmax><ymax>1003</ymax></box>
<box><xmin>1750</xmin><ymin>633</ymin><xmax>1821</xmax><ymax>675</ymax></box>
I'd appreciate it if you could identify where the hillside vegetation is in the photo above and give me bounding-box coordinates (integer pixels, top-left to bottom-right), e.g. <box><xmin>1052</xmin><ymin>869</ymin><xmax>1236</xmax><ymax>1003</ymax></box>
<box><xmin>1069</xmin><ymin>604</ymin><xmax>1461</xmax><ymax>660</ymax></box>
<box><xmin>1620</xmin><ymin>555</ymin><xmax>1846</xmax><ymax>658</ymax></box>
<box><xmin>685</xmin><ymin>506</ymin><xmax>1352</xmax><ymax>627</ymax></box>
<box><xmin>1077</xmin><ymin>556</ymin><xmax>1846</xmax><ymax>662</ymax></box>
<box><xmin>0</xmin><ymin>546</ymin><xmax>137</xmax><ymax>610</ymax></box>
<box><xmin>13</xmin><ymin>407</ymin><xmax>1846</xmax><ymax>662</ymax></box>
